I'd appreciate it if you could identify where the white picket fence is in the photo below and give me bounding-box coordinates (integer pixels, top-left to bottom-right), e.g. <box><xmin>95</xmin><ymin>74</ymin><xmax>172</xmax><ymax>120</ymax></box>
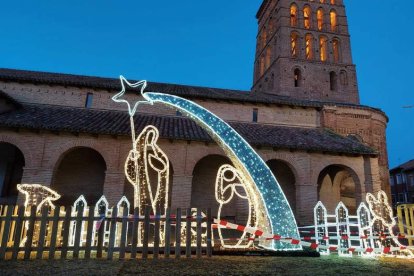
<box><xmin>309</xmin><ymin>201</ymin><xmax>412</xmax><ymax>257</ymax></box>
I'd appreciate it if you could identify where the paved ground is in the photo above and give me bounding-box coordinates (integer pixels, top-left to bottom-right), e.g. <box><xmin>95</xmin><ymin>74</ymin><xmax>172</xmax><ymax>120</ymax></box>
<box><xmin>1</xmin><ymin>256</ymin><xmax>414</xmax><ymax>275</ymax></box>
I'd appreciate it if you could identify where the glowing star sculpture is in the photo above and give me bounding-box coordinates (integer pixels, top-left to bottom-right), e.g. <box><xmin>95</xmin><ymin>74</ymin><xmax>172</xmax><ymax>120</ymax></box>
<box><xmin>112</xmin><ymin>76</ymin><xmax>300</xmax><ymax>251</ymax></box>
<box><xmin>215</xmin><ymin>164</ymin><xmax>258</xmax><ymax>249</ymax></box>
<box><xmin>113</xmin><ymin>78</ymin><xmax>170</xmax><ymax>246</ymax></box>
<box><xmin>17</xmin><ymin>184</ymin><xmax>61</xmax><ymax>212</ymax></box>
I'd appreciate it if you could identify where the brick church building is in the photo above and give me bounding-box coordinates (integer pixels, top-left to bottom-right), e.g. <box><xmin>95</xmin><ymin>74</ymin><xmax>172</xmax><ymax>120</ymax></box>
<box><xmin>0</xmin><ymin>0</ymin><xmax>389</xmax><ymax>225</ymax></box>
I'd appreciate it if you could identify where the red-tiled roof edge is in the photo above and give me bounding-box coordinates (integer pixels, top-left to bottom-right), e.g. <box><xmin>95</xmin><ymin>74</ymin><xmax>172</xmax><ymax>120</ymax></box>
<box><xmin>0</xmin><ymin>67</ymin><xmax>388</xmax><ymax>120</ymax></box>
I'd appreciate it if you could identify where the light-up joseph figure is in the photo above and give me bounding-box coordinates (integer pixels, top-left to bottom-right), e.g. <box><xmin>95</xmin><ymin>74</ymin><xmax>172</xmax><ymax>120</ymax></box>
<box><xmin>113</xmin><ymin>78</ymin><xmax>170</xmax><ymax>245</ymax></box>
<box><xmin>112</xmin><ymin>76</ymin><xmax>301</xmax><ymax>251</ymax></box>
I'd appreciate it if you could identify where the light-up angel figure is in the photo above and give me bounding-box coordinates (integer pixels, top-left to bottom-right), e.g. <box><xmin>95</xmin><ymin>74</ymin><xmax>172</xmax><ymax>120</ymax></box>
<box><xmin>215</xmin><ymin>164</ymin><xmax>258</xmax><ymax>249</ymax></box>
<box><xmin>366</xmin><ymin>190</ymin><xmax>413</xmax><ymax>256</ymax></box>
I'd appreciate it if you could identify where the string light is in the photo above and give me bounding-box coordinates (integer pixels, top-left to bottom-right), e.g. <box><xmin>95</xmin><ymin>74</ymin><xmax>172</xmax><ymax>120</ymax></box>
<box><xmin>366</xmin><ymin>191</ymin><xmax>413</xmax><ymax>257</ymax></box>
<box><xmin>17</xmin><ymin>184</ymin><xmax>61</xmax><ymax>212</ymax></box>
<box><xmin>16</xmin><ymin>184</ymin><xmax>61</xmax><ymax>247</ymax></box>
<box><xmin>215</xmin><ymin>164</ymin><xmax>258</xmax><ymax>249</ymax></box>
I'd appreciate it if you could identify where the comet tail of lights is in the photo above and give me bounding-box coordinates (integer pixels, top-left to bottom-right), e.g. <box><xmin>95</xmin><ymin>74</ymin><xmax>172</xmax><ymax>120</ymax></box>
<box><xmin>143</xmin><ymin>92</ymin><xmax>301</xmax><ymax>250</ymax></box>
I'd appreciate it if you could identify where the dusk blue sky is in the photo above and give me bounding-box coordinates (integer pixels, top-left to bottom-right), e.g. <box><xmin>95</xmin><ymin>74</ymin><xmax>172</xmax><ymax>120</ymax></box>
<box><xmin>0</xmin><ymin>1</ymin><xmax>412</xmax><ymax>168</ymax></box>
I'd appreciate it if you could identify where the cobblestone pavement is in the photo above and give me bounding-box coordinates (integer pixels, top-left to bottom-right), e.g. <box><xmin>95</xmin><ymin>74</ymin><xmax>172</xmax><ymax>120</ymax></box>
<box><xmin>1</xmin><ymin>256</ymin><xmax>414</xmax><ymax>275</ymax></box>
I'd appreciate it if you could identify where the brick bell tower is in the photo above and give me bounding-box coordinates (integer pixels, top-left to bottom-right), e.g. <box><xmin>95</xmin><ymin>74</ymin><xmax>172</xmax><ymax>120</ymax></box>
<box><xmin>252</xmin><ymin>0</ymin><xmax>359</xmax><ymax>104</ymax></box>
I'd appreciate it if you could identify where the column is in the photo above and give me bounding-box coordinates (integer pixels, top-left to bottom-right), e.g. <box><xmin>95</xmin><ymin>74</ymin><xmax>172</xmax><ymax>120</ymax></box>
<box><xmin>170</xmin><ymin>175</ymin><xmax>193</xmax><ymax>209</ymax></box>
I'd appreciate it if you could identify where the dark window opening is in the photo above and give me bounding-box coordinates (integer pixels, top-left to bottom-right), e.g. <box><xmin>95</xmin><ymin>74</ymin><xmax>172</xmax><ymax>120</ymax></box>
<box><xmin>176</xmin><ymin>110</ymin><xmax>182</xmax><ymax>116</ymax></box>
<box><xmin>0</xmin><ymin>143</ymin><xmax>25</xmax><ymax>204</ymax></box>
<box><xmin>85</xmin><ymin>93</ymin><xmax>93</xmax><ymax>108</ymax></box>
<box><xmin>330</xmin><ymin>71</ymin><xmax>338</xmax><ymax>91</ymax></box>
<box><xmin>294</xmin><ymin>69</ymin><xmax>302</xmax><ymax>87</ymax></box>
<box><xmin>253</xmin><ymin>108</ymin><xmax>258</xmax><ymax>123</ymax></box>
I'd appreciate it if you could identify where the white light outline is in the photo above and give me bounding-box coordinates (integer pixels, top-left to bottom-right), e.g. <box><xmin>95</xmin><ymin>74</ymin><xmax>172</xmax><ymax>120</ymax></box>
<box><xmin>17</xmin><ymin>184</ymin><xmax>61</xmax><ymax>212</ymax></box>
<box><xmin>215</xmin><ymin>164</ymin><xmax>258</xmax><ymax>249</ymax></box>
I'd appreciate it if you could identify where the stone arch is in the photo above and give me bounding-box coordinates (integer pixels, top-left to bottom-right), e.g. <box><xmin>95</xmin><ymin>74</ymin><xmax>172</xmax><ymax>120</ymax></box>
<box><xmin>292</xmin><ymin>65</ymin><xmax>305</xmax><ymax>88</ymax></box>
<box><xmin>51</xmin><ymin>147</ymin><xmax>107</xmax><ymax>205</ymax></box>
<box><xmin>317</xmin><ymin>164</ymin><xmax>360</xmax><ymax>214</ymax></box>
<box><xmin>265</xmin><ymin>159</ymin><xmax>297</xmax><ymax>213</ymax></box>
<box><xmin>48</xmin><ymin>140</ymin><xmax>114</xmax><ymax>172</ymax></box>
<box><xmin>190</xmin><ymin>154</ymin><xmax>231</xmax><ymax>216</ymax></box>
<box><xmin>0</xmin><ymin>142</ymin><xmax>25</xmax><ymax>204</ymax></box>
<box><xmin>0</xmin><ymin>135</ymin><xmax>34</xmax><ymax>168</ymax></box>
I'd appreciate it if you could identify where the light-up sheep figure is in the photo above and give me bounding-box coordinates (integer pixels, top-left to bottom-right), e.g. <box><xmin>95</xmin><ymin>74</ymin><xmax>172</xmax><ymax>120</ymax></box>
<box><xmin>180</xmin><ymin>209</ymin><xmax>211</xmax><ymax>247</ymax></box>
<box><xmin>215</xmin><ymin>164</ymin><xmax>258</xmax><ymax>249</ymax></box>
<box><xmin>17</xmin><ymin>184</ymin><xmax>61</xmax><ymax>246</ymax></box>
<box><xmin>366</xmin><ymin>190</ymin><xmax>413</xmax><ymax>257</ymax></box>
<box><xmin>17</xmin><ymin>184</ymin><xmax>61</xmax><ymax>212</ymax></box>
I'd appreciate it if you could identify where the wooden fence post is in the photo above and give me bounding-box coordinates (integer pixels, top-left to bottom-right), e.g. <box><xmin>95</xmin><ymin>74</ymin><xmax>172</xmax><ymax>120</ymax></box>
<box><xmin>175</xmin><ymin>208</ymin><xmax>181</xmax><ymax>259</ymax></box>
<box><xmin>119</xmin><ymin>205</ymin><xmax>129</xmax><ymax>260</ymax></box>
<box><xmin>0</xmin><ymin>205</ymin><xmax>14</xmax><ymax>260</ymax></box>
<box><xmin>24</xmin><ymin>206</ymin><xmax>37</xmax><ymax>260</ymax></box>
<box><xmin>96</xmin><ymin>212</ymin><xmax>105</xmax><ymax>259</ymax></box>
<box><xmin>36</xmin><ymin>206</ymin><xmax>49</xmax><ymax>259</ymax></box>
<box><xmin>84</xmin><ymin>205</ymin><xmax>95</xmax><ymax>259</ymax></box>
<box><xmin>11</xmin><ymin>206</ymin><xmax>25</xmax><ymax>260</ymax></box>
<box><xmin>60</xmin><ymin>206</ymin><xmax>72</xmax><ymax>259</ymax></box>
<box><xmin>130</xmin><ymin>207</ymin><xmax>140</xmax><ymax>259</ymax></box>
<box><xmin>48</xmin><ymin>206</ymin><xmax>61</xmax><ymax>260</ymax></box>
<box><xmin>73</xmin><ymin>204</ymin><xmax>85</xmax><ymax>259</ymax></box>
<box><xmin>142</xmin><ymin>207</ymin><xmax>150</xmax><ymax>259</ymax></box>
<box><xmin>196</xmin><ymin>209</ymin><xmax>202</xmax><ymax>258</ymax></box>
<box><xmin>164</xmin><ymin>208</ymin><xmax>171</xmax><ymax>258</ymax></box>
<box><xmin>207</xmin><ymin>208</ymin><xmax>212</xmax><ymax>257</ymax></box>
<box><xmin>107</xmin><ymin>206</ymin><xmax>118</xmax><ymax>260</ymax></box>
<box><xmin>153</xmin><ymin>209</ymin><xmax>160</xmax><ymax>259</ymax></box>
<box><xmin>186</xmin><ymin>208</ymin><xmax>191</xmax><ymax>258</ymax></box>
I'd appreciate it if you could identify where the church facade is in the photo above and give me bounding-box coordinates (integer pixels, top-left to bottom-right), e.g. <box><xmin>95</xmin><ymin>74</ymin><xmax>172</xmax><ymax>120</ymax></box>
<box><xmin>0</xmin><ymin>0</ymin><xmax>389</xmax><ymax>225</ymax></box>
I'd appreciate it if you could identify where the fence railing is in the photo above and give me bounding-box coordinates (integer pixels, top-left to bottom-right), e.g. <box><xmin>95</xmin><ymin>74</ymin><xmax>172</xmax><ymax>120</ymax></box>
<box><xmin>397</xmin><ymin>204</ymin><xmax>414</xmax><ymax>246</ymax></box>
<box><xmin>0</xmin><ymin>205</ymin><xmax>212</xmax><ymax>260</ymax></box>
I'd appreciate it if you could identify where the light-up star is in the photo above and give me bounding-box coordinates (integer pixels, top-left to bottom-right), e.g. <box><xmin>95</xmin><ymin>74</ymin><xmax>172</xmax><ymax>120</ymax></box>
<box><xmin>112</xmin><ymin>76</ymin><xmax>152</xmax><ymax>117</ymax></box>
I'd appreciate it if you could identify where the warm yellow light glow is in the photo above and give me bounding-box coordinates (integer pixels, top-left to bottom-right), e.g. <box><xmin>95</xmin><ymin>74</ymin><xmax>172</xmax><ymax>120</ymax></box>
<box><xmin>125</xmin><ymin>125</ymin><xmax>170</xmax><ymax>216</ymax></box>
<box><xmin>305</xmin><ymin>34</ymin><xmax>313</xmax><ymax>60</ymax></box>
<box><xmin>317</xmin><ymin>9</ymin><xmax>324</xmax><ymax>31</ymax></box>
<box><xmin>290</xmin><ymin>5</ymin><xmax>298</xmax><ymax>27</ymax></box>
<box><xmin>304</xmin><ymin>6</ymin><xmax>312</xmax><ymax>29</ymax></box>
<box><xmin>330</xmin><ymin>10</ymin><xmax>337</xmax><ymax>32</ymax></box>
<box><xmin>319</xmin><ymin>36</ymin><xmax>328</xmax><ymax>62</ymax></box>
<box><xmin>291</xmin><ymin>33</ymin><xmax>298</xmax><ymax>58</ymax></box>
